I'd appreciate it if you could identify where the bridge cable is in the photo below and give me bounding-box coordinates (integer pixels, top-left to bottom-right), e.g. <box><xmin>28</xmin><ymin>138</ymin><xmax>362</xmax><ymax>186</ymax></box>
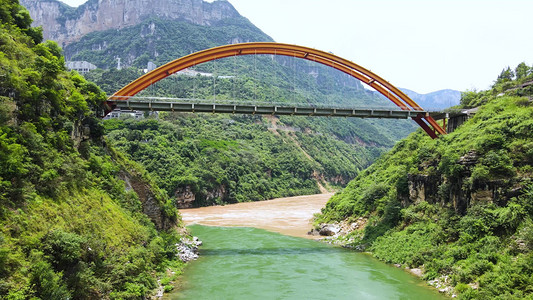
<box><xmin>313</xmin><ymin>55</ymin><xmax>318</xmax><ymax>107</ymax></box>
<box><xmin>173</xmin><ymin>71</ymin><xmax>176</xmax><ymax>99</ymax></box>
<box><xmin>293</xmin><ymin>51</ymin><xmax>296</xmax><ymax>104</ymax></box>
<box><xmin>232</xmin><ymin>52</ymin><xmax>236</xmax><ymax>102</ymax></box>
<box><xmin>254</xmin><ymin>49</ymin><xmax>257</xmax><ymax>102</ymax></box>
<box><xmin>274</xmin><ymin>49</ymin><xmax>277</xmax><ymax>104</ymax></box>
<box><xmin>213</xmin><ymin>56</ymin><xmax>214</xmax><ymax>102</ymax></box>
<box><xmin>193</xmin><ymin>61</ymin><xmax>197</xmax><ymax>100</ymax></box>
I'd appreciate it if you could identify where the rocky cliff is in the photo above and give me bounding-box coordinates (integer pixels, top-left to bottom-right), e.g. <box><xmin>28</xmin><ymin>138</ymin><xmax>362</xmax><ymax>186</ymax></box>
<box><xmin>20</xmin><ymin>0</ymin><xmax>241</xmax><ymax>47</ymax></box>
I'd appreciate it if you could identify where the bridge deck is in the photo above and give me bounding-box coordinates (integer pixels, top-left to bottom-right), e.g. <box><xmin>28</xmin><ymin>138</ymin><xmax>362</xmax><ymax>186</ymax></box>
<box><xmin>107</xmin><ymin>99</ymin><xmax>439</xmax><ymax>119</ymax></box>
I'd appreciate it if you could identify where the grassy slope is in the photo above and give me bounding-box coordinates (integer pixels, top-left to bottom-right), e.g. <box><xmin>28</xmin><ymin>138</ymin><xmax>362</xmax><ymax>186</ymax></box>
<box><xmin>88</xmin><ymin>63</ymin><xmax>415</xmax><ymax>206</ymax></box>
<box><xmin>0</xmin><ymin>1</ymin><xmax>186</xmax><ymax>298</ymax></box>
<box><xmin>89</xmin><ymin>64</ymin><xmax>415</xmax><ymax>205</ymax></box>
<box><xmin>318</xmin><ymin>70</ymin><xmax>533</xmax><ymax>298</ymax></box>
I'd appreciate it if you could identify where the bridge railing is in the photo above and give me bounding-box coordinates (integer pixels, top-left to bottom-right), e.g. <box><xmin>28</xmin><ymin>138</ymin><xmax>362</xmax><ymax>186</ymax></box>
<box><xmin>106</xmin><ymin>96</ymin><xmax>449</xmax><ymax>120</ymax></box>
<box><xmin>107</xmin><ymin>95</ymin><xmax>414</xmax><ymax>111</ymax></box>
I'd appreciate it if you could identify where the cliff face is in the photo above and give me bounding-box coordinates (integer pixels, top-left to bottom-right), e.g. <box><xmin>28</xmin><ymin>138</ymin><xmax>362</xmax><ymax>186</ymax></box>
<box><xmin>20</xmin><ymin>0</ymin><xmax>241</xmax><ymax>46</ymax></box>
<box><xmin>120</xmin><ymin>169</ymin><xmax>175</xmax><ymax>230</ymax></box>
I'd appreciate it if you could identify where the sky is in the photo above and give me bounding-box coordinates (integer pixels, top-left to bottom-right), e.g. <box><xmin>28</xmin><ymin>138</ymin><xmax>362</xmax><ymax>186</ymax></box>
<box><xmin>59</xmin><ymin>0</ymin><xmax>532</xmax><ymax>94</ymax></box>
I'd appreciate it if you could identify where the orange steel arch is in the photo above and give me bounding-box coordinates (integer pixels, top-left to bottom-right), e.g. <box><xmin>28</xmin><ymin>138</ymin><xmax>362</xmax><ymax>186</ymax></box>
<box><xmin>108</xmin><ymin>42</ymin><xmax>446</xmax><ymax>138</ymax></box>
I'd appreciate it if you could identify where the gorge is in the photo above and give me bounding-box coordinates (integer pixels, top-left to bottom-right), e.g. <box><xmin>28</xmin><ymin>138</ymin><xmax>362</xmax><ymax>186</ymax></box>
<box><xmin>0</xmin><ymin>0</ymin><xmax>531</xmax><ymax>299</ymax></box>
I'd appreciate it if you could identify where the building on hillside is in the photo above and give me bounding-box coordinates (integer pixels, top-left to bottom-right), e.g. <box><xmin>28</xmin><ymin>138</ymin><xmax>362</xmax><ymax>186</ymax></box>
<box><xmin>447</xmin><ymin>107</ymin><xmax>478</xmax><ymax>133</ymax></box>
<box><xmin>103</xmin><ymin>108</ymin><xmax>145</xmax><ymax>120</ymax></box>
<box><xmin>143</xmin><ymin>61</ymin><xmax>157</xmax><ymax>73</ymax></box>
<box><xmin>176</xmin><ymin>68</ymin><xmax>213</xmax><ymax>77</ymax></box>
<box><xmin>147</xmin><ymin>61</ymin><xmax>157</xmax><ymax>72</ymax></box>
<box><xmin>66</xmin><ymin>61</ymin><xmax>97</xmax><ymax>74</ymax></box>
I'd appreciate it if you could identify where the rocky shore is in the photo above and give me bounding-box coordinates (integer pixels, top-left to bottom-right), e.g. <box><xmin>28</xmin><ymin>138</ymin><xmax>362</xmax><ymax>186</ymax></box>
<box><xmin>308</xmin><ymin>218</ymin><xmax>368</xmax><ymax>250</ymax></box>
<box><xmin>152</xmin><ymin>236</ymin><xmax>203</xmax><ymax>299</ymax></box>
<box><xmin>177</xmin><ymin>236</ymin><xmax>203</xmax><ymax>262</ymax></box>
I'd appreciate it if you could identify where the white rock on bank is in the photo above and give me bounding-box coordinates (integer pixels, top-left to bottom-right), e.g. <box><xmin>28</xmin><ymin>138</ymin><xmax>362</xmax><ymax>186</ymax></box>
<box><xmin>176</xmin><ymin>236</ymin><xmax>202</xmax><ymax>262</ymax></box>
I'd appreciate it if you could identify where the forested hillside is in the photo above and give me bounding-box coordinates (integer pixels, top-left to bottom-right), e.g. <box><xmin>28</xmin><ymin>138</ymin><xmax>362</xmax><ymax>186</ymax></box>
<box><xmin>66</xmin><ymin>0</ymin><xmax>418</xmax><ymax>207</ymax></box>
<box><xmin>19</xmin><ymin>0</ymin><xmax>418</xmax><ymax>209</ymax></box>
<box><xmin>0</xmin><ymin>1</ymin><xmax>187</xmax><ymax>298</ymax></box>
<box><xmin>317</xmin><ymin>64</ymin><xmax>533</xmax><ymax>299</ymax></box>
<box><xmin>89</xmin><ymin>63</ymin><xmax>414</xmax><ymax>206</ymax></box>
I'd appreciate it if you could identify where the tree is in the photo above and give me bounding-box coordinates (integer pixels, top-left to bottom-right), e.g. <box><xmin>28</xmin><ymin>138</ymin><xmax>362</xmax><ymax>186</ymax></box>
<box><xmin>496</xmin><ymin>66</ymin><xmax>514</xmax><ymax>83</ymax></box>
<box><xmin>515</xmin><ymin>62</ymin><xmax>530</xmax><ymax>81</ymax></box>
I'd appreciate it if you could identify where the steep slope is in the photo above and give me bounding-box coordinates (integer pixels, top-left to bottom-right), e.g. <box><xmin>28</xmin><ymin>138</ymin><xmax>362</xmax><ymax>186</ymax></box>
<box><xmin>0</xmin><ymin>1</ymin><xmax>187</xmax><ymax>298</ymax></box>
<box><xmin>316</xmin><ymin>63</ymin><xmax>533</xmax><ymax>299</ymax></box>
<box><xmin>65</xmin><ymin>15</ymin><xmax>273</xmax><ymax>68</ymax></box>
<box><xmin>91</xmin><ymin>66</ymin><xmax>414</xmax><ymax>207</ymax></box>
<box><xmin>103</xmin><ymin>114</ymin><xmax>386</xmax><ymax>207</ymax></box>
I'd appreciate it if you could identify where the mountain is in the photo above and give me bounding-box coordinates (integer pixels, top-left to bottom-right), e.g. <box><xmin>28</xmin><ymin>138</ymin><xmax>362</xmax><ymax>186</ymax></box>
<box><xmin>400</xmin><ymin>88</ymin><xmax>461</xmax><ymax>110</ymax></box>
<box><xmin>19</xmin><ymin>0</ymin><xmax>243</xmax><ymax>47</ymax></box>
<box><xmin>20</xmin><ymin>0</ymin><xmax>273</xmax><ymax>68</ymax></box>
<box><xmin>316</xmin><ymin>64</ymin><xmax>533</xmax><ymax>298</ymax></box>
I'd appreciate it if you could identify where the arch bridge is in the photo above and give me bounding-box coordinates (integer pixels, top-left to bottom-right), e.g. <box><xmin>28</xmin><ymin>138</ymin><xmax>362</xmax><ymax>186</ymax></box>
<box><xmin>106</xmin><ymin>42</ymin><xmax>447</xmax><ymax>138</ymax></box>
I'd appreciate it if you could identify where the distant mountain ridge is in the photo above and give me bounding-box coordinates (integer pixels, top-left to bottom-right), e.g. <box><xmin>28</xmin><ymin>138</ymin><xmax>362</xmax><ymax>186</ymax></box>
<box><xmin>400</xmin><ymin>88</ymin><xmax>461</xmax><ymax>109</ymax></box>
<box><xmin>20</xmin><ymin>0</ymin><xmax>241</xmax><ymax>47</ymax></box>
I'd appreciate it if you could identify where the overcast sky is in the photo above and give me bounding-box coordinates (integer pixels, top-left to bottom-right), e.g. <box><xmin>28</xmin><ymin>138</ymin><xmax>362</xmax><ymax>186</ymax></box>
<box><xmin>59</xmin><ymin>0</ymin><xmax>532</xmax><ymax>94</ymax></box>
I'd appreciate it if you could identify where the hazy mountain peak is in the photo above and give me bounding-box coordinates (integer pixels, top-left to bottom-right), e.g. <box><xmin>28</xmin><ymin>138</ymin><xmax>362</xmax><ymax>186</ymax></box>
<box><xmin>400</xmin><ymin>88</ymin><xmax>461</xmax><ymax>109</ymax></box>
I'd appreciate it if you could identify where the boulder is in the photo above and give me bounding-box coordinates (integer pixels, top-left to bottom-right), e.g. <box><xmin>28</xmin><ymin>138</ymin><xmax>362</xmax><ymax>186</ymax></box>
<box><xmin>319</xmin><ymin>224</ymin><xmax>340</xmax><ymax>236</ymax></box>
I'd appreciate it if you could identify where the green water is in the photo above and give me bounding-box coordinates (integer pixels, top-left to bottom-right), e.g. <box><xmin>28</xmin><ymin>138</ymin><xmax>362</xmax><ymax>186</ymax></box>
<box><xmin>171</xmin><ymin>225</ymin><xmax>446</xmax><ymax>299</ymax></box>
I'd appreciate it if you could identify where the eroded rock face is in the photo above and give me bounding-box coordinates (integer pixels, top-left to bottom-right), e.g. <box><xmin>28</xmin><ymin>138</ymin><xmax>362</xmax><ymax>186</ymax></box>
<box><xmin>206</xmin><ymin>185</ymin><xmax>226</xmax><ymax>203</ymax></box>
<box><xmin>21</xmin><ymin>0</ymin><xmax>240</xmax><ymax>47</ymax></box>
<box><xmin>405</xmin><ymin>149</ymin><xmax>524</xmax><ymax>214</ymax></box>
<box><xmin>458</xmin><ymin>150</ymin><xmax>479</xmax><ymax>167</ymax></box>
<box><xmin>174</xmin><ymin>185</ymin><xmax>227</xmax><ymax>208</ymax></box>
<box><xmin>408</xmin><ymin>174</ymin><xmax>440</xmax><ymax>204</ymax></box>
<box><xmin>175</xmin><ymin>185</ymin><xmax>195</xmax><ymax>208</ymax></box>
<box><xmin>119</xmin><ymin>170</ymin><xmax>174</xmax><ymax>230</ymax></box>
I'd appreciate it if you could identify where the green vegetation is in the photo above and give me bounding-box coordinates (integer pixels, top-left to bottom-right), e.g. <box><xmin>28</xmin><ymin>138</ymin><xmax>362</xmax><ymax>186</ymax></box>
<box><xmin>71</xmin><ymin>10</ymin><xmax>416</xmax><ymax>148</ymax></box>
<box><xmin>83</xmin><ymin>30</ymin><xmax>416</xmax><ymax>207</ymax></box>
<box><xmin>317</xmin><ymin>63</ymin><xmax>533</xmax><ymax>298</ymax></box>
<box><xmin>91</xmin><ymin>62</ymin><xmax>415</xmax><ymax>206</ymax></box>
<box><xmin>0</xmin><ymin>1</ymin><xmax>186</xmax><ymax>298</ymax></box>
<box><xmin>103</xmin><ymin>113</ymin><xmax>387</xmax><ymax>206</ymax></box>
<box><xmin>73</xmin><ymin>10</ymin><xmax>417</xmax><ymax>207</ymax></box>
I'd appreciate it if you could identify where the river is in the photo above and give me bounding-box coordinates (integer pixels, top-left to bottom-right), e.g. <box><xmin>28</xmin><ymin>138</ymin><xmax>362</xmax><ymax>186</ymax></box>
<box><xmin>179</xmin><ymin>193</ymin><xmax>333</xmax><ymax>239</ymax></box>
<box><xmin>170</xmin><ymin>194</ymin><xmax>446</xmax><ymax>299</ymax></box>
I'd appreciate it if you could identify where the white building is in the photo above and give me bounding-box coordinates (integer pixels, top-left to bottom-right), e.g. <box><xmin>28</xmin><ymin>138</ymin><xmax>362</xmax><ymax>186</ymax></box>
<box><xmin>104</xmin><ymin>108</ymin><xmax>145</xmax><ymax>120</ymax></box>
<box><xmin>66</xmin><ymin>61</ymin><xmax>97</xmax><ymax>74</ymax></box>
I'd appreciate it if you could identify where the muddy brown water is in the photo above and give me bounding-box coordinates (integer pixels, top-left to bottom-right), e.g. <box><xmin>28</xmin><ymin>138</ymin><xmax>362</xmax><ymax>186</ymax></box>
<box><xmin>179</xmin><ymin>193</ymin><xmax>333</xmax><ymax>238</ymax></box>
